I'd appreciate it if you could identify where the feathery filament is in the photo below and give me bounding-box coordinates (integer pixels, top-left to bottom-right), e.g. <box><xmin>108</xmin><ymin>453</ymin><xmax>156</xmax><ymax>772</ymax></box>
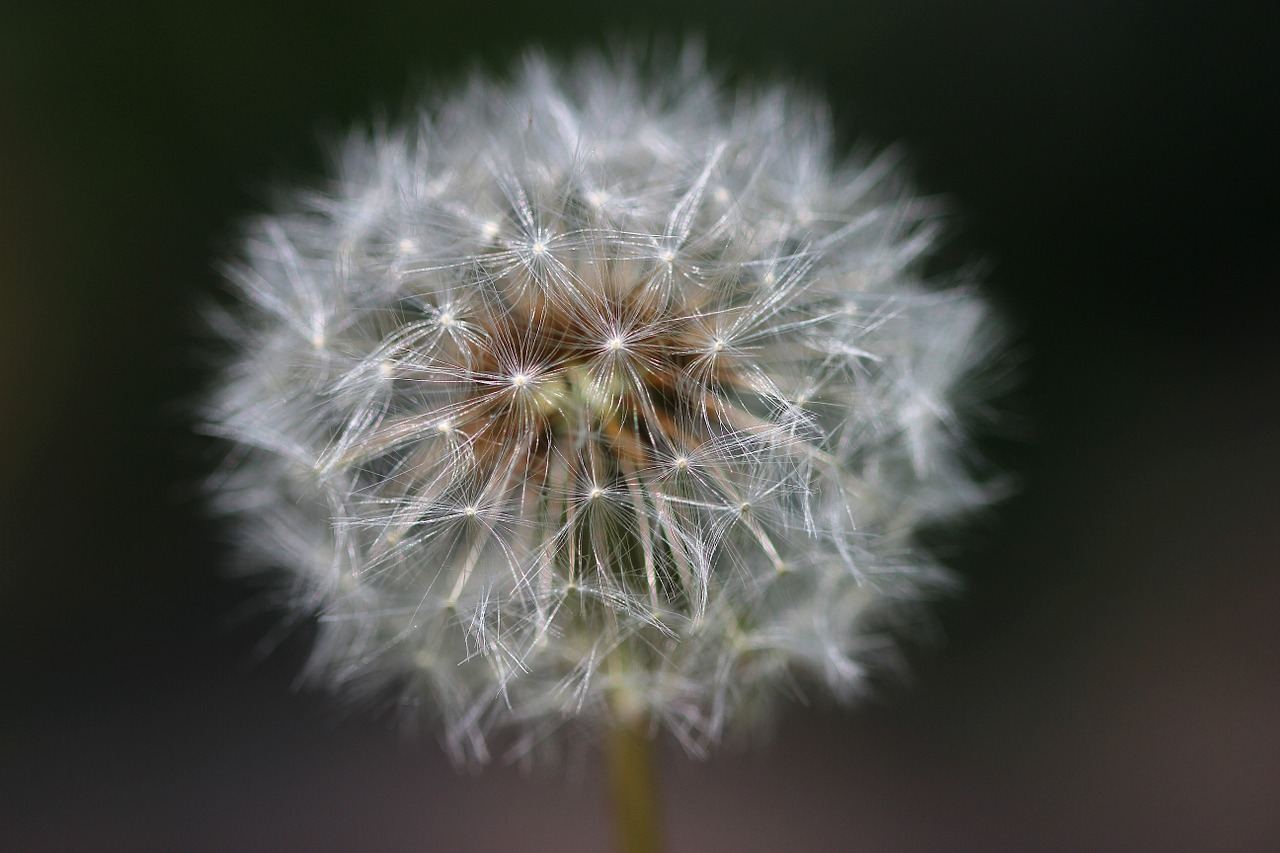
<box><xmin>205</xmin><ymin>48</ymin><xmax>1001</xmax><ymax>763</ymax></box>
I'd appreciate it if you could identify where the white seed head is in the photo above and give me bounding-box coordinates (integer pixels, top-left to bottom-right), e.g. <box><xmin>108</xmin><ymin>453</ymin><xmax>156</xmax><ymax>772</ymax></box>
<box><xmin>204</xmin><ymin>47</ymin><xmax>1003</xmax><ymax>764</ymax></box>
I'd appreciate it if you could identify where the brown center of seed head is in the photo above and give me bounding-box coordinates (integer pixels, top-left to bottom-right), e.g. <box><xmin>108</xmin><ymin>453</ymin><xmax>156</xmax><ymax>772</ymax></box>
<box><xmin>430</xmin><ymin>252</ymin><xmax>749</xmax><ymax>486</ymax></box>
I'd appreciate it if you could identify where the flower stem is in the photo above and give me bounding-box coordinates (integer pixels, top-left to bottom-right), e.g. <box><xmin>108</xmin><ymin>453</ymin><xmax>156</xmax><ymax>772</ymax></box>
<box><xmin>606</xmin><ymin>716</ymin><xmax>663</xmax><ymax>853</ymax></box>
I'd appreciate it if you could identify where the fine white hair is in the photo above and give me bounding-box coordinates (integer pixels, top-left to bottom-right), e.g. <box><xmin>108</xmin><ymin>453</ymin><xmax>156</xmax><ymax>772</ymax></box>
<box><xmin>204</xmin><ymin>45</ymin><xmax>1003</xmax><ymax>764</ymax></box>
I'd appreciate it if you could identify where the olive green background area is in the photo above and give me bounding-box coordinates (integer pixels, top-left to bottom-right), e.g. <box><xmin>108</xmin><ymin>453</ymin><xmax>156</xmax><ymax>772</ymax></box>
<box><xmin>2</xmin><ymin>2</ymin><xmax>1277</xmax><ymax>850</ymax></box>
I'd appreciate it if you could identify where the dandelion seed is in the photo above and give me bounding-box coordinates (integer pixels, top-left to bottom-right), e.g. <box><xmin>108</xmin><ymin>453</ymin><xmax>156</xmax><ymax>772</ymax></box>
<box><xmin>204</xmin><ymin>46</ymin><xmax>1003</xmax><ymax>766</ymax></box>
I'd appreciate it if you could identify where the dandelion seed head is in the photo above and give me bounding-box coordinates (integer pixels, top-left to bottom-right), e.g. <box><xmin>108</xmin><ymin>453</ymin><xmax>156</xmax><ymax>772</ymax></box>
<box><xmin>204</xmin><ymin>46</ymin><xmax>1004</xmax><ymax>764</ymax></box>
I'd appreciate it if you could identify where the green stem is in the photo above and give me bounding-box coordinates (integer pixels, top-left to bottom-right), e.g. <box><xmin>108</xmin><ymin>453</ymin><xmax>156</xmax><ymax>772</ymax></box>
<box><xmin>606</xmin><ymin>715</ymin><xmax>663</xmax><ymax>853</ymax></box>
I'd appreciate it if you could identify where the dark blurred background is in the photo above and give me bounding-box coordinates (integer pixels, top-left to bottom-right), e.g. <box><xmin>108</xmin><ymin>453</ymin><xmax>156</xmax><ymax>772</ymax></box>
<box><xmin>2</xmin><ymin>2</ymin><xmax>1277</xmax><ymax>850</ymax></box>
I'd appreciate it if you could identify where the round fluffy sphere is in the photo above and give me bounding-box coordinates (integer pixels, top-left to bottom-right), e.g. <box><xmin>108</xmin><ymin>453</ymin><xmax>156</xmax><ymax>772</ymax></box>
<box><xmin>205</xmin><ymin>47</ymin><xmax>1000</xmax><ymax>763</ymax></box>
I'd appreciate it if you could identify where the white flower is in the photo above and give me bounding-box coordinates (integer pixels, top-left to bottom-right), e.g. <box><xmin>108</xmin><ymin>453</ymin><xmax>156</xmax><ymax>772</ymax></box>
<box><xmin>204</xmin><ymin>46</ymin><xmax>1002</xmax><ymax>763</ymax></box>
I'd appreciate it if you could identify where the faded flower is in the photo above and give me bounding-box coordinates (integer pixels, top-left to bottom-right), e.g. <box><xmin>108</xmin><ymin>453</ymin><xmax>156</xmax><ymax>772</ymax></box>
<box><xmin>204</xmin><ymin>48</ymin><xmax>1002</xmax><ymax>763</ymax></box>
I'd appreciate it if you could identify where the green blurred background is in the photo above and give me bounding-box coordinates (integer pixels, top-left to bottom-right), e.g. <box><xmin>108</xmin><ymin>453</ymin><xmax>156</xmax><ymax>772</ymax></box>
<box><xmin>2</xmin><ymin>2</ymin><xmax>1277</xmax><ymax>850</ymax></box>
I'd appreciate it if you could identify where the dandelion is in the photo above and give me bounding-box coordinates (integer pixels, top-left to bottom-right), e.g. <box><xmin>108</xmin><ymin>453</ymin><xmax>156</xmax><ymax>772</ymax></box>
<box><xmin>204</xmin><ymin>44</ymin><xmax>1001</xmax><ymax>849</ymax></box>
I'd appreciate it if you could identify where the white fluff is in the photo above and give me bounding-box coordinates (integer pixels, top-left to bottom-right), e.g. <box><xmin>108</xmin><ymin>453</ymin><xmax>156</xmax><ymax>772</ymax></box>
<box><xmin>204</xmin><ymin>46</ymin><xmax>1002</xmax><ymax>764</ymax></box>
